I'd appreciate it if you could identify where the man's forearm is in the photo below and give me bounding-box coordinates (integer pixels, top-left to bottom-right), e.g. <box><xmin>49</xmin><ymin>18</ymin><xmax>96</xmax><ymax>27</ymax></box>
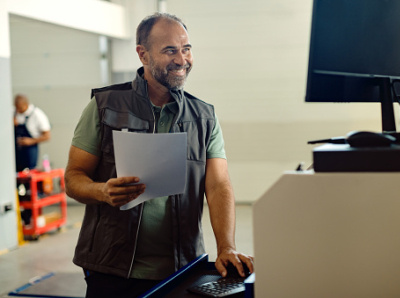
<box><xmin>35</xmin><ymin>131</ymin><xmax>51</xmax><ymax>144</ymax></box>
<box><xmin>205</xmin><ymin>158</ymin><xmax>237</xmax><ymax>254</ymax></box>
<box><xmin>17</xmin><ymin>131</ymin><xmax>50</xmax><ymax>146</ymax></box>
<box><xmin>65</xmin><ymin>169</ymin><xmax>104</xmax><ymax>205</ymax></box>
<box><xmin>207</xmin><ymin>179</ymin><xmax>255</xmax><ymax>278</ymax></box>
<box><xmin>207</xmin><ymin>182</ymin><xmax>237</xmax><ymax>254</ymax></box>
<box><xmin>64</xmin><ymin>146</ymin><xmax>104</xmax><ymax>205</ymax></box>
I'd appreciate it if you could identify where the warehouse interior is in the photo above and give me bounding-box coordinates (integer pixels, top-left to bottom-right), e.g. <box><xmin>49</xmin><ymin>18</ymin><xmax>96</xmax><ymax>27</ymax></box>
<box><xmin>0</xmin><ymin>0</ymin><xmax>388</xmax><ymax>297</ymax></box>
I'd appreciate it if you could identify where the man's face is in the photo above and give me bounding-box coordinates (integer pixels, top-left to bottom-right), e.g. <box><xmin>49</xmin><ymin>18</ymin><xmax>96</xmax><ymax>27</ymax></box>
<box><xmin>15</xmin><ymin>97</ymin><xmax>28</xmax><ymax>113</ymax></box>
<box><xmin>145</xmin><ymin>20</ymin><xmax>193</xmax><ymax>90</ymax></box>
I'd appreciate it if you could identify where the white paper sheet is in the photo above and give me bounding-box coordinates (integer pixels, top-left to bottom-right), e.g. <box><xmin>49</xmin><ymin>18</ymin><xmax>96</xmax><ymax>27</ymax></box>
<box><xmin>112</xmin><ymin>131</ymin><xmax>187</xmax><ymax>210</ymax></box>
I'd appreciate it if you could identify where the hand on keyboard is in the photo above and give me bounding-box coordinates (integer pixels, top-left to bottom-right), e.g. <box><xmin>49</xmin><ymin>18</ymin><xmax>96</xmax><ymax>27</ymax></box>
<box><xmin>187</xmin><ymin>277</ymin><xmax>246</xmax><ymax>297</ymax></box>
<box><xmin>187</xmin><ymin>263</ymin><xmax>251</xmax><ymax>297</ymax></box>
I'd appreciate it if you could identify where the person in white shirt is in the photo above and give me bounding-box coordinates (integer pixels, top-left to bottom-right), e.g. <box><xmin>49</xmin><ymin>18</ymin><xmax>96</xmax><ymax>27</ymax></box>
<box><xmin>14</xmin><ymin>94</ymin><xmax>51</xmax><ymax>172</ymax></box>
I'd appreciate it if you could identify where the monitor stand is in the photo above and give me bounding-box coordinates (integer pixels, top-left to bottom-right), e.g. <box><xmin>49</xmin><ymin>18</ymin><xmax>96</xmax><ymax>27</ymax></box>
<box><xmin>379</xmin><ymin>77</ymin><xmax>396</xmax><ymax>132</ymax></box>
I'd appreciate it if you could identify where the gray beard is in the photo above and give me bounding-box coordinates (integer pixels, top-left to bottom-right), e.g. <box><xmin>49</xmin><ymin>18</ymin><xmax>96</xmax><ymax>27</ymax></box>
<box><xmin>150</xmin><ymin>60</ymin><xmax>191</xmax><ymax>90</ymax></box>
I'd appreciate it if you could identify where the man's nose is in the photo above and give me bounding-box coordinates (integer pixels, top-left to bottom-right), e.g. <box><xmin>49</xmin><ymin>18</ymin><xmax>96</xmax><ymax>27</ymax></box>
<box><xmin>173</xmin><ymin>51</ymin><xmax>186</xmax><ymax>66</ymax></box>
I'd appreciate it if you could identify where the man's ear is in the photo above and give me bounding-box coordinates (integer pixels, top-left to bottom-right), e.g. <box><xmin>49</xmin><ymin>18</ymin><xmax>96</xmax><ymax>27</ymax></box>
<box><xmin>136</xmin><ymin>45</ymin><xmax>149</xmax><ymax>65</ymax></box>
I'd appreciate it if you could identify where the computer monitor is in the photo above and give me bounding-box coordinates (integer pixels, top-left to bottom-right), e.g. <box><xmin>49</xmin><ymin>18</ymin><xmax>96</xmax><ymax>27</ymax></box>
<box><xmin>305</xmin><ymin>0</ymin><xmax>400</xmax><ymax>132</ymax></box>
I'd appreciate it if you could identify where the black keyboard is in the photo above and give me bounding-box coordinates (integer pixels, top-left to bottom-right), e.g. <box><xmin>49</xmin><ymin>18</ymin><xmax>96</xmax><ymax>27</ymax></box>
<box><xmin>187</xmin><ymin>277</ymin><xmax>245</xmax><ymax>297</ymax></box>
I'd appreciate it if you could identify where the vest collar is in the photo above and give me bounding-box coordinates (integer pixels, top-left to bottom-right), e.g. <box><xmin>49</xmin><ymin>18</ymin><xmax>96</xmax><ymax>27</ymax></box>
<box><xmin>133</xmin><ymin>67</ymin><xmax>185</xmax><ymax>117</ymax></box>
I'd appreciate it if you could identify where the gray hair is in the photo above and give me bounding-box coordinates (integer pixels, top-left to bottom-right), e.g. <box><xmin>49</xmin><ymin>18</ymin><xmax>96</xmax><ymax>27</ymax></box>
<box><xmin>136</xmin><ymin>12</ymin><xmax>187</xmax><ymax>49</ymax></box>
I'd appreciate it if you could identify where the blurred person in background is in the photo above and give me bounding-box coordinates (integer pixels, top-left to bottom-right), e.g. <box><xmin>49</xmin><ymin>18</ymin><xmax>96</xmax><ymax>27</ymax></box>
<box><xmin>14</xmin><ymin>94</ymin><xmax>51</xmax><ymax>172</ymax></box>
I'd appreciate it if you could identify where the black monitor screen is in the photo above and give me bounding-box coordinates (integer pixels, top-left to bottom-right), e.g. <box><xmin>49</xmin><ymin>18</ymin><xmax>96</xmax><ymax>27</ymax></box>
<box><xmin>306</xmin><ymin>0</ymin><xmax>400</xmax><ymax>103</ymax></box>
<box><xmin>306</xmin><ymin>0</ymin><xmax>400</xmax><ymax>131</ymax></box>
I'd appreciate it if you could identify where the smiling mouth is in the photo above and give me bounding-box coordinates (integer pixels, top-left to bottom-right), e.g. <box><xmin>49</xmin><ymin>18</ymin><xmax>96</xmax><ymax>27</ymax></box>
<box><xmin>169</xmin><ymin>68</ymin><xmax>186</xmax><ymax>76</ymax></box>
<box><xmin>167</xmin><ymin>63</ymin><xmax>191</xmax><ymax>76</ymax></box>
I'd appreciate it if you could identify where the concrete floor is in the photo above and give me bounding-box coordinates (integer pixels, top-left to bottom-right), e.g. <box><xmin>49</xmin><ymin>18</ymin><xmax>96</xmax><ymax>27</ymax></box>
<box><xmin>0</xmin><ymin>203</ymin><xmax>254</xmax><ymax>297</ymax></box>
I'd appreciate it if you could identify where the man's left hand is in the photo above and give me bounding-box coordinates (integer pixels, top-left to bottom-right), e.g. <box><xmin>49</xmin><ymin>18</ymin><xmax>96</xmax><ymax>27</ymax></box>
<box><xmin>215</xmin><ymin>248</ymin><xmax>254</xmax><ymax>278</ymax></box>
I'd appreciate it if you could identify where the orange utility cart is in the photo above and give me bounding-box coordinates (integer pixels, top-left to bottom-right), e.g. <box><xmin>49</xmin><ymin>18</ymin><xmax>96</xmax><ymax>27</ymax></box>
<box><xmin>16</xmin><ymin>168</ymin><xmax>67</xmax><ymax>239</ymax></box>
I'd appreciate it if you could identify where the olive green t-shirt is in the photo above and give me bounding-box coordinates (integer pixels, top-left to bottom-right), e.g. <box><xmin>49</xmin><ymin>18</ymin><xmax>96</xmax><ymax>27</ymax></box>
<box><xmin>72</xmin><ymin>98</ymin><xmax>226</xmax><ymax>280</ymax></box>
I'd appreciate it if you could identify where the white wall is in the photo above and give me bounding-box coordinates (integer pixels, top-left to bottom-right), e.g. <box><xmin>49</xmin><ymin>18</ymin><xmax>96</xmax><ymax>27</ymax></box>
<box><xmin>111</xmin><ymin>0</ymin><xmax>156</xmax><ymax>73</ymax></box>
<box><xmin>0</xmin><ymin>0</ymin><xmax>18</xmax><ymax>252</ymax></box>
<box><xmin>8</xmin><ymin>0</ymin><xmax>129</xmax><ymax>39</ymax></box>
<box><xmin>0</xmin><ymin>0</ymin><xmax>10</xmax><ymax>57</ymax></box>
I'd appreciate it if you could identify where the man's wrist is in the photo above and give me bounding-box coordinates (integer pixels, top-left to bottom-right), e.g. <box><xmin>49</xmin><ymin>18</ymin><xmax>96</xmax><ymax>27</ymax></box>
<box><xmin>217</xmin><ymin>245</ymin><xmax>236</xmax><ymax>256</ymax></box>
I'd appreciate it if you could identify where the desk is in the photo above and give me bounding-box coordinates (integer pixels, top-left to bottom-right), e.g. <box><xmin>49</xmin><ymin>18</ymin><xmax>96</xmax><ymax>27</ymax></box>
<box><xmin>253</xmin><ymin>171</ymin><xmax>400</xmax><ymax>298</ymax></box>
<box><xmin>140</xmin><ymin>254</ymin><xmax>254</xmax><ymax>298</ymax></box>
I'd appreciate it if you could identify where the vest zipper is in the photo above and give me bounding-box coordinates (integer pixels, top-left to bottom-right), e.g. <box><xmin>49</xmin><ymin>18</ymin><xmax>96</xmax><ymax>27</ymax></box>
<box><xmin>127</xmin><ymin>203</ymin><xmax>144</xmax><ymax>278</ymax></box>
<box><xmin>143</xmin><ymin>81</ymin><xmax>156</xmax><ymax>134</ymax></box>
<box><xmin>178</xmin><ymin>122</ymin><xmax>184</xmax><ymax>132</ymax></box>
<box><xmin>176</xmin><ymin>195</ymin><xmax>181</xmax><ymax>268</ymax></box>
<box><xmin>150</xmin><ymin>107</ymin><xmax>156</xmax><ymax>134</ymax></box>
<box><xmin>127</xmin><ymin>101</ymin><xmax>151</xmax><ymax>277</ymax></box>
<box><xmin>127</xmin><ymin>82</ymin><xmax>153</xmax><ymax>278</ymax></box>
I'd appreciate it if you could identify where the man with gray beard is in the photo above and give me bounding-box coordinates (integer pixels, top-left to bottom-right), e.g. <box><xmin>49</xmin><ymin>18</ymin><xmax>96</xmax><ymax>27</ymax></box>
<box><xmin>65</xmin><ymin>12</ymin><xmax>253</xmax><ymax>298</ymax></box>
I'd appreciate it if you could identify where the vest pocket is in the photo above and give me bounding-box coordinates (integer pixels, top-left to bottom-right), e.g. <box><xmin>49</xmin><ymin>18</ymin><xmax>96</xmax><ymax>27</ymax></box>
<box><xmin>101</xmin><ymin>108</ymin><xmax>150</xmax><ymax>156</ymax></box>
<box><xmin>177</xmin><ymin>119</ymin><xmax>213</xmax><ymax>162</ymax></box>
<box><xmin>103</xmin><ymin>109</ymin><xmax>149</xmax><ymax>131</ymax></box>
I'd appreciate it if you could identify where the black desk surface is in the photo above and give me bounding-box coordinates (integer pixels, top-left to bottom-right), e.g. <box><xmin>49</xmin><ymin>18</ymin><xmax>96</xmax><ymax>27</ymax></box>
<box><xmin>140</xmin><ymin>254</ymin><xmax>254</xmax><ymax>298</ymax></box>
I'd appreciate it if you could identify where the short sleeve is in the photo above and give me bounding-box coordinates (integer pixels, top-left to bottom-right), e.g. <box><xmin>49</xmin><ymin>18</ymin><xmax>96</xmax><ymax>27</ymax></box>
<box><xmin>206</xmin><ymin>114</ymin><xmax>227</xmax><ymax>159</ymax></box>
<box><xmin>35</xmin><ymin>109</ymin><xmax>51</xmax><ymax>132</ymax></box>
<box><xmin>71</xmin><ymin>98</ymin><xmax>101</xmax><ymax>156</ymax></box>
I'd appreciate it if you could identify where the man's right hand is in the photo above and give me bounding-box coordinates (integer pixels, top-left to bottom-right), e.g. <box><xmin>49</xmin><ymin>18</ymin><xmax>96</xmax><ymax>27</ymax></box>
<box><xmin>100</xmin><ymin>177</ymin><xmax>146</xmax><ymax>207</ymax></box>
<box><xmin>65</xmin><ymin>146</ymin><xmax>146</xmax><ymax>207</ymax></box>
